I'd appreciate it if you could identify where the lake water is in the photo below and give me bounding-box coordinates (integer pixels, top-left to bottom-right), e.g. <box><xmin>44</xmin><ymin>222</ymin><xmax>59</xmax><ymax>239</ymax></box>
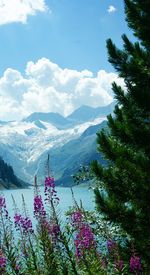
<box><xmin>1</xmin><ymin>186</ymin><xmax>95</xmax><ymax>221</ymax></box>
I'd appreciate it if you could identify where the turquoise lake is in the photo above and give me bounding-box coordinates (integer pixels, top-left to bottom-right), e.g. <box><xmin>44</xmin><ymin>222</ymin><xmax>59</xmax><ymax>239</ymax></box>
<box><xmin>1</xmin><ymin>186</ymin><xmax>95</xmax><ymax>220</ymax></box>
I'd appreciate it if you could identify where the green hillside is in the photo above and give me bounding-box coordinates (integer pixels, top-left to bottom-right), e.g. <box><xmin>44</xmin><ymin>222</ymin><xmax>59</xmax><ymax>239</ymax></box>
<box><xmin>0</xmin><ymin>157</ymin><xmax>29</xmax><ymax>189</ymax></box>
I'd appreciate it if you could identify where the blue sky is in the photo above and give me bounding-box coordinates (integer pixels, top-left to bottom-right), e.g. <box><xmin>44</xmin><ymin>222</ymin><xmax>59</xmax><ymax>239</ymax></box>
<box><xmin>0</xmin><ymin>0</ymin><xmax>133</xmax><ymax>120</ymax></box>
<box><xmin>0</xmin><ymin>0</ymin><xmax>133</xmax><ymax>74</ymax></box>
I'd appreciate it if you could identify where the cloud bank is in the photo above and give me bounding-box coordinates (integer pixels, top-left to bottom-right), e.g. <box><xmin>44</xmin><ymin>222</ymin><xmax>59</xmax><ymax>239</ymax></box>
<box><xmin>0</xmin><ymin>58</ymin><xmax>124</xmax><ymax>121</ymax></box>
<box><xmin>0</xmin><ymin>0</ymin><xmax>47</xmax><ymax>25</ymax></box>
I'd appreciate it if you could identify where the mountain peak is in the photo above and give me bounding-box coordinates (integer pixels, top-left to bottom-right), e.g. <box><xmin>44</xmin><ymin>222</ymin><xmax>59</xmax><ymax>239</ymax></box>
<box><xmin>24</xmin><ymin>111</ymin><xmax>65</xmax><ymax>121</ymax></box>
<box><xmin>67</xmin><ymin>102</ymin><xmax>115</xmax><ymax>123</ymax></box>
<box><xmin>23</xmin><ymin>112</ymin><xmax>69</xmax><ymax>129</ymax></box>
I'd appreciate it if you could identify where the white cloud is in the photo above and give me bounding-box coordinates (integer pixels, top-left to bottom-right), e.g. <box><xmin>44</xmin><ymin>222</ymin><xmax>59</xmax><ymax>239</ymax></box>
<box><xmin>0</xmin><ymin>0</ymin><xmax>47</xmax><ymax>25</ymax></box>
<box><xmin>0</xmin><ymin>58</ymin><xmax>124</xmax><ymax>121</ymax></box>
<box><xmin>107</xmin><ymin>5</ymin><xmax>117</xmax><ymax>13</ymax></box>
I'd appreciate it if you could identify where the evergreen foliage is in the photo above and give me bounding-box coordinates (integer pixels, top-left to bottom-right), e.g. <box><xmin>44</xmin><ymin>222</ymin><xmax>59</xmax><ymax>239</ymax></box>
<box><xmin>0</xmin><ymin>157</ymin><xmax>27</xmax><ymax>189</ymax></box>
<box><xmin>91</xmin><ymin>0</ymin><xmax>150</xmax><ymax>266</ymax></box>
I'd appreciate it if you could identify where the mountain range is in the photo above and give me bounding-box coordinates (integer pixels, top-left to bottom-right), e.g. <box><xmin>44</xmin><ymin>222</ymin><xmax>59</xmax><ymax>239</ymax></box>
<box><xmin>23</xmin><ymin>102</ymin><xmax>115</xmax><ymax>129</ymax></box>
<box><xmin>0</xmin><ymin>103</ymin><xmax>114</xmax><ymax>187</ymax></box>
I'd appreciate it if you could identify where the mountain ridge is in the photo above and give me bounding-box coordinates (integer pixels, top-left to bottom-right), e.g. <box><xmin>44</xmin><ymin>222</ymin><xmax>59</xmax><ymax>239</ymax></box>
<box><xmin>0</xmin><ymin>103</ymin><xmax>115</xmax><ymax>187</ymax></box>
<box><xmin>22</xmin><ymin>102</ymin><xmax>114</xmax><ymax>129</ymax></box>
<box><xmin>67</xmin><ymin>102</ymin><xmax>115</xmax><ymax>122</ymax></box>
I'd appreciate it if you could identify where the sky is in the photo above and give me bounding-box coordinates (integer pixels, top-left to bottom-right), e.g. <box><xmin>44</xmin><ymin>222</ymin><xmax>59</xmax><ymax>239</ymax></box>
<box><xmin>0</xmin><ymin>0</ymin><xmax>133</xmax><ymax>121</ymax></box>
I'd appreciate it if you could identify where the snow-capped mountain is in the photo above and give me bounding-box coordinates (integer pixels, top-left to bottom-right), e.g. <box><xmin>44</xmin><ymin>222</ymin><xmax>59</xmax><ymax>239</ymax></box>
<box><xmin>0</xmin><ymin>104</ymin><xmax>113</xmax><ymax>185</ymax></box>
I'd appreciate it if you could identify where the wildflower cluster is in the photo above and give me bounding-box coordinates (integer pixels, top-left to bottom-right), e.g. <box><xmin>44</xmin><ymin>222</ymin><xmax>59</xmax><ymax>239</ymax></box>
<box><xmin>107</xmin><ymin>239</ymin><xmax>116</xmax><ymax>252</ymax></box>
<box><xmin>0</xmin><ymin>196</ymin><xmax>8</xmax><ymax>218</ymax></box>
<box><xmin>0</xmin><ymin>177</ymin><xmax>144</xmax><ymax>274</ymax></box>
<box><xmin>0</xmin><ymin>250</ymin><xmax>6</xmax><ymax>273</ymax></box>
<box><xmin>130</xmin><ymin>255</ymin><xmax>142</xmax><ymax>273</ymax></box>
<box><xmin>34</xmin><ymin>195</ymin><xmax>46</xmax><ymax>218</ymax></box>
<box><xmin>39</xmin><ymin>217</ymin><xmax>60</xmax><ymax>244</ymax></box>
<box><xmin>44</xmin><ymin>176</ymin><xmax>59</xmax><ymax>204</ymax></box>
<box><xmin>74</xmin><ymin>223</ymin><xmax>96</xmax><ymax>258</ymax></box>
<box><xmin>70</xmin><ymin>209</ymin><xmax>97</xmax><ymax>259</ymax></box>
<box><xmin>14</xmin><ymin>213</ymin><xmax>33</xmax><ymax>234</ymax></box>
<box><xmin>71</xmin><ymin>210</ymin><xmax>83</xmax><ymax>225</ymax></box>
<box><xmin>107</xmin><ymin>239</ymin><xmax>124</xmax><ymax>272</ymax></box>
<box><xmin>0</xmin><ymin>196</ymin><xmax>19</xmax><ymax>274</ymax></box>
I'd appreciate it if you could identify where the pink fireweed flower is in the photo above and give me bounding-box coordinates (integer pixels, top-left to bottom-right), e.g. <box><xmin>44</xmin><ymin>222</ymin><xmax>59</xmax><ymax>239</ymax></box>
<box><xmin>34</xmin><ymin>195</ymin><xmax>46</xmax><ymax>218</ymax></box>
<box><xmin>130</xmin><ymin>255</ymin><xmax>142</xmax><ymax>273</ymax></box>
<box><xmin>40</xmin><ymin>219</ymin><xmax>60</xmax><ymax>243</ymax></box>
<box><xmin>44</xmin><ymin>177</ymin><xmax>59</xmax><ymax>205</ymax></box>
<box><xmin>45</xmin><ymin>177</ymin><xmax>55</xmax><ymax>188</ymax></box>
<box><xmin>71</xmin><ymin>211</ymin><xmax>83</xmax><ymax>225</ymax></box>
<box><xmin>74</xmin><ymin>223</ymin><xmax>96</xmax><ymax>258</ymax></box>
<box><xmin>50</xmin><ymin>224</ymin><xmax>60</xmax><ymax>240</ymax></box>
<box><xmin>0</xmin><ymin>256</ymin><xmax>6</xmax><ymax>267</ymax></box>
<box><xmin>107</xmin><ymin>239</ymin><xmax>116</xmax><ymax>252</ymax></box>
<box><xmin>14</xmin><ymin>213</ymin><xmax>33</xmax><ymax>234</ymax></box>
<box><xmin>42</xmin><ymin>219</ymin><xmax>51</xmax><ymax>232</ymax></box>
<box><xmin>14</xmin><ymin>214</ymin><xmax>22</xmax><ymax>226</ymax></box>
<box><xmin>0</xmin><ymin>250</ymin><xmax>6</xmax><ymax>272</ymax></box>
<box><xmin>0</xmin><ymin>197</ymin><xmax>5</xmax><ymax>208</ymax></box>
<box><xmin>0</xmin><ymin>196</ymin><xmax>8</xmax><ymax>218</ymax></box>
<box><xmin>21</xmin><ymin>217</ymin><xmax>33</xmax><ymax>234</ymax></box>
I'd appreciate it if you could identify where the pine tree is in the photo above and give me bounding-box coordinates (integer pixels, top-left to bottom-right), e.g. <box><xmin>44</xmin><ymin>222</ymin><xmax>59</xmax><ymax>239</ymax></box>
<box><xmin>91</xmin><ymin>0</ymin><xmax>150</xmax><ymax>266</ymax></box>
